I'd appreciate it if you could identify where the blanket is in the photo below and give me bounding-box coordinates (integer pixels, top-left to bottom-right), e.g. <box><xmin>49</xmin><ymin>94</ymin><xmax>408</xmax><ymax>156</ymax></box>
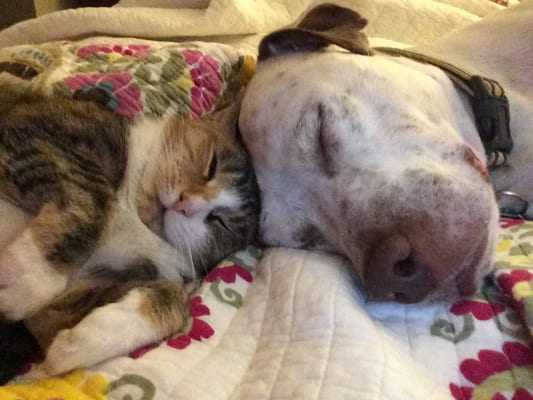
<box><xmin>0</xmin><ymin>0</ymin><xmax>516</xmax><ymax>50</ymax></box>
<box><xmin>2</xmin><ymin>223</ymin><xmax>533</xmax><ymax>399</ymax></box>
<box><xmin>0</xmin><ymin>0</ymin><xmax>532</xmax><ymax>399</ymax></box>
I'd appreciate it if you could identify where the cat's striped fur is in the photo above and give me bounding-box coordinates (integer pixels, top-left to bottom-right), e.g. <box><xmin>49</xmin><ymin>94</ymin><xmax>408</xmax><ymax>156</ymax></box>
<box><xmin>0</xmin><ymin>95</ymin><xmax>259</xmax><ymax>375</ymax></box>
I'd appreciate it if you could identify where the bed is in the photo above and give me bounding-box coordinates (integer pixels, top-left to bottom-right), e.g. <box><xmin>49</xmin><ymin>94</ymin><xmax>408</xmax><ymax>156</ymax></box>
<box><xmin>0</xmin><ymin>0</ymin><xmax>532</xmax><ymax>399</ymax></box>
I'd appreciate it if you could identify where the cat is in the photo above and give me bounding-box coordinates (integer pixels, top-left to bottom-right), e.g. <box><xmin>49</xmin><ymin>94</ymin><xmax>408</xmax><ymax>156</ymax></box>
<box><xmin>0</xmin><ymin>92</ymin><xmax>260</xmax><ymax>377</ymax></box>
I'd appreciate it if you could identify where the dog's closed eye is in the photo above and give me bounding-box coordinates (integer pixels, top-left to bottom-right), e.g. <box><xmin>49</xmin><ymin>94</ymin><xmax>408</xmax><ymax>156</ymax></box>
<box><xmin>316</xmin><ymin>103</ymin><xmax>339</xmax><ymax>177</ymax></box>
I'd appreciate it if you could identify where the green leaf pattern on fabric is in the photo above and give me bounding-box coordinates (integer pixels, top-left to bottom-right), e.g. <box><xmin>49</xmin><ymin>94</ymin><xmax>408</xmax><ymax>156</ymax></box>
<box><xmin>436</xmin><ymin>220</ymin><xmax>533</xmax><ymax>398</ymax></box>
<box><xmin>107</xmin><ymin>374</ymin><xmax>156</xmax><ymax>400</ymax></box>
<box><xmin>431</xmin><ymin>314</ymin><xmax>475</xmax><ymax>343</ymax></box>
<box><xmin>210</xmin><ymin>280</ymin><xmax>244</xmax><ymax>308</ymax></box>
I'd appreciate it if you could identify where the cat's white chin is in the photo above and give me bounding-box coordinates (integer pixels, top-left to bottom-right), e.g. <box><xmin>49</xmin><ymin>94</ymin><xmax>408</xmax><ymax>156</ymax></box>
<box><xmin>163</xmin><ymin>210</ymin><xmax>208</xmax><ymax>254</ymax></box>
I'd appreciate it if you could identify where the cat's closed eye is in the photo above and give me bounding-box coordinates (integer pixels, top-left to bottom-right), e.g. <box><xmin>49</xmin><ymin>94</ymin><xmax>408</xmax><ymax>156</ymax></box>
<box><xmin>205</xmin><ymin>152</ymin><xmax>218</xmax><ymax>181</ymax></box>
<box><xmin>205</xmin><ymin>207</ymin><xmax>232</xmax><ymax>231</ymax></box>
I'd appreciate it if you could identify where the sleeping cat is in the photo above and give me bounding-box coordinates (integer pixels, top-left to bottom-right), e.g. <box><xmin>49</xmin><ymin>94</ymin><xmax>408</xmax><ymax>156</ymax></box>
<box><xmin>0</xmin><ymin>93</ymin><xmax>259</xmax><ymax>376</ymax></box>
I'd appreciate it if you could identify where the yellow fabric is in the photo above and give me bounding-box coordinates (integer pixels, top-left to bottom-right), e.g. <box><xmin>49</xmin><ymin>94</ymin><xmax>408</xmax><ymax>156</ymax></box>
<box><xmin>0</xmin><ymin>370</ymin><xmax>108</xmax><ymax>400</ymax></box>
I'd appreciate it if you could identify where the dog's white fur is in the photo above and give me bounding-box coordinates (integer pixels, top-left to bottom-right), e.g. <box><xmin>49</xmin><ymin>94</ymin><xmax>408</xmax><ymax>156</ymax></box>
<box><xmin>413</xmin><ymin>2</ymin><xmax>533</xmax><ymax>208</ymax></box>
<box><xmin>239</xmin><ymin>2</ymin><xmax>532</xmax><ymax>303</ymax></box>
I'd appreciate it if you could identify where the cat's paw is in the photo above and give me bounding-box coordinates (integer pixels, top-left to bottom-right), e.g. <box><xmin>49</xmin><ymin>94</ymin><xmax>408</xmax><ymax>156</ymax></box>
<box><xmin>43</xmin><ymin>327</ymin><xmax>91</xmax><ymax>376</ymax></box>
<box><xmin>0</xmin><ymin>232</ymin><xmax>68</xmax><ymax>320</ymax></box>
<box><xmin>43</xmin><ymin>288</ymin><xmax>177</xmax><ymax>375</ymax></box>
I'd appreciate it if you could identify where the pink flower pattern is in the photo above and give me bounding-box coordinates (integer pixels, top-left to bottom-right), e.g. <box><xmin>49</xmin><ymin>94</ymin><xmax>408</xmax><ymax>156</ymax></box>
<box><xmin>450</xmin><ymin>300</ymin><xmax>506</xmax><ymax>321</ymax></box>
<box><xmin>60</xmin><ymin>45</ymin><xmax>227</xmax><ymax>117</ymax></box>
<box><xmin>500</xmin><ymin>219</ymin><xmax>525</xmax><ymax>229</ymax></box>
<box><xmin>130</xmin><ymin>296</ymin><xmax>215</xmax><ymax>358</ymax></box>
<box><xmin>182</xmin><ymin>49</ymin><xmax>222</xmax><ymax>117</ymax></box>
<box><xmin>78</xmin><ymin>44</ymin><xmax>150</xmax><ymax>58</ymax></box>
<box><xmin>205</xmin><ymin>265</ymin><xmax>253</xmax><ymax>284</ymax></box>
<box><xmin>167</xmin><ymin>296</ymin><xmax>214</xmax><ymax>350</ymax></box>
<box><xmin>64</xmin><ymin>72</ymin><xmax>142</xmax><ymax>115</ymax></box>
<box><xmin>130</xmin><ymin>342</ymin><xmax>159</xmax><ymax>359</ymax></box>
<box><xmin>496</xmin><ymin>270</ymin><xmax>533</xmax><ymax>313</ymax></box>
<box><xmin>498</xmin><ymin>270</ymin><xmax>533</xmax><ymax>294</ymax></box>
<box><xmin>450</xmin><ymin>342</ymin><xmax>533</xmax><ymax>400</ymax></box>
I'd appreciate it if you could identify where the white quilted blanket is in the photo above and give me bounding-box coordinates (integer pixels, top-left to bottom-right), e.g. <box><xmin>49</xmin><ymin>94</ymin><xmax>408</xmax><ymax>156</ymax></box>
<box><xmin>2</xmin><ymin>1</ymin><xmax>533</xmax><ymax>400</ymax></box>
<box><xmin>0</xmin><ymin>0</ymin><xmax>511</xmax><ymax>49</ymax></box>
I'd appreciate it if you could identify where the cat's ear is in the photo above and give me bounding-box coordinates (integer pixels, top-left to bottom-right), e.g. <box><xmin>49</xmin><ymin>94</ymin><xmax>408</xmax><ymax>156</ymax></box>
<box><xmin>208</xmin><ymin>88</ymin><xmax>244</xmax><ymax>133</ymax></box>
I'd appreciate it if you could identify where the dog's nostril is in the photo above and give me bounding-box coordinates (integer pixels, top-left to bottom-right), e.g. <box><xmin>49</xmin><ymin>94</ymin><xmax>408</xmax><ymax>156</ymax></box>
<box><xmin>364</xmin><ymin>234</ymin><xmax>435</xmax><ymax>303</ymax></box>
<box><xmin>393</xmin><ymin>257</ymin><xmax>417</xmax><ymax>278</ymax></box>
<box><xmin>394</xmin><ymin>292</ymin><xmax>409</xmax><ymax>302</ymax></box>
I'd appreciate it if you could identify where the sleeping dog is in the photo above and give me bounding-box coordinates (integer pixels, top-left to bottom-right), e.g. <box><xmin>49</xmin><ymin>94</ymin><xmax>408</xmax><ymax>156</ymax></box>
<box><xmin>238</xmin><ymin>3</ymin><xmax>533</xmax><ymax>303</ymax></box>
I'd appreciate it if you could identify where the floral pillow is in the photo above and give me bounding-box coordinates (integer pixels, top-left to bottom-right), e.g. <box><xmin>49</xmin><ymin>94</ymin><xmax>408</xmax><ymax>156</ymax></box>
<box><xmin>0</xmin><ymin>38</ymin><xmax>256</xmax><ymax>119</ymax></box>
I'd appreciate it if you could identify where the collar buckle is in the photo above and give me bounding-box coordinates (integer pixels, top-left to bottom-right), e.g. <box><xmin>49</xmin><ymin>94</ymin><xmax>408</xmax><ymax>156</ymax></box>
<box><xmin>469</xmin><ymin>76</ymin><xmax>513</xmax><ymax>158</ymax></box>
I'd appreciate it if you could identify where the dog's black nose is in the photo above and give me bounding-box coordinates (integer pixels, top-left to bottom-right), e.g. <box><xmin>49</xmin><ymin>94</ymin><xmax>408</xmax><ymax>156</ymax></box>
<box><xmin>363</xmin><ymin>235</ymin><xmax>436</xmax><ymax>303</ymax></box>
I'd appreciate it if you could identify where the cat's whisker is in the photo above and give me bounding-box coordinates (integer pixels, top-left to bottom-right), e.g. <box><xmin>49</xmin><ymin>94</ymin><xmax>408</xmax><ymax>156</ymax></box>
<box><xmin>183</xmin><ymin>242</ymin><xmax>197</xmax><ymax>283</ymax></box>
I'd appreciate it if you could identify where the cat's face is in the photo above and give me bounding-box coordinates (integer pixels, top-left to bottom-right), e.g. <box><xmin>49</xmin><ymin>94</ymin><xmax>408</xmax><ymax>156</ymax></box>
<box><xmin>137</xmin><ymin>118</ymin><xmax>259</xmax><ymax>276</ymax></box>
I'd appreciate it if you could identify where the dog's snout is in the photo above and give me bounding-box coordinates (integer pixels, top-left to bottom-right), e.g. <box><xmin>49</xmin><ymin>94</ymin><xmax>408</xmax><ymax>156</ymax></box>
<box><xmin>364</xmin><ymin>235</ymin><xmax>437</xmax><ymax>303</ymax></box>
<box><xmin>357</xmin><ymin>184</ymin><xmax>495</xmax><ymax>304</ymax></box>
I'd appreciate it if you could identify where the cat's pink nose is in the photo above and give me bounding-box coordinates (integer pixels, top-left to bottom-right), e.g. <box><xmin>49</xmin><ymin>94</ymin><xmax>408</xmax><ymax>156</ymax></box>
<box><xmin>172</xmin><ymin>195</ymin><xmax>205</xmax><ymax>217</ymax></box>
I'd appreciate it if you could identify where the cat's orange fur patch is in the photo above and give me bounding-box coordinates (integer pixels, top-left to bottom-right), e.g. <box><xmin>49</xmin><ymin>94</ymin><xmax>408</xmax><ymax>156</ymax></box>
<box><xmin>137</xmin><ymin>281</ymin><xmax>189</xmax><ymax>335</ymax></box>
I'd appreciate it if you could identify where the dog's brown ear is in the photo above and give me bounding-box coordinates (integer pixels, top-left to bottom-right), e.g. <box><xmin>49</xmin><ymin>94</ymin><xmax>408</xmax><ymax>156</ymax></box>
<box><xmin>258</xmin><ymin>4</ymin><xmax>370</xmax><ymax>61</ymax></box>
<box><xmin>297</xmin><ymin>3</ymin><xmax>368</xmax><ymax>32</ymax></box>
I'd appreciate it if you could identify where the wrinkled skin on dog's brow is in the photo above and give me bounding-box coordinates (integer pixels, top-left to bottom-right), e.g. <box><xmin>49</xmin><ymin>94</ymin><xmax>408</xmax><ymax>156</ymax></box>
<box><xmin>239</xmin><ymin>4</ymin><xmax>499</xmax><ymax>304</ymax></box>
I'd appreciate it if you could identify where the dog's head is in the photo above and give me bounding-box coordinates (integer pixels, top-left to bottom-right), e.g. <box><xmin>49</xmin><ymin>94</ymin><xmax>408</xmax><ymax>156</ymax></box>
<box><xmin>239</xmin><ymin>4</ymin><xmax>500</xmax><ymax>304</ymax></box>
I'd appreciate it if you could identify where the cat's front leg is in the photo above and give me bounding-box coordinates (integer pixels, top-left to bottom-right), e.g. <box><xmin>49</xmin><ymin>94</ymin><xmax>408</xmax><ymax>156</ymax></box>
<box><xmin>0</xmin><ymin>197</ymin><xmax>109</xmax><ymax>320</ymax></box>
<box><xmin>88</xmin><ymin>206</ymin><xmax>193</xmax><ymax>281</ymax></box>
<box><xmin>0</xmin><ymin>229</ymin><xmax>68</xmax><ymax>320</ymax></box>
<box><xmin>41</xmin><ymin>280</ymin><xmax>189</xmax><ymax>376</ymax></box>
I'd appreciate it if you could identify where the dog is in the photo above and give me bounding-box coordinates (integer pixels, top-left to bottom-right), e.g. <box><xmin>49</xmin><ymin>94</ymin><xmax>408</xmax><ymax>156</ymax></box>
<box><xmin>238</xmin><ymin>2</ymin><xmax>533</xmax><ymax>303</ymax></box>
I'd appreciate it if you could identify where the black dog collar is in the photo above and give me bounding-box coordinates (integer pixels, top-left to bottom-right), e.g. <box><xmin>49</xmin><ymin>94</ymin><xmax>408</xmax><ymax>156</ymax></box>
<box><xmin>374</xmin><ymin>47</ymin><xmax>513</xmax><ymax>169</ymax></box>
